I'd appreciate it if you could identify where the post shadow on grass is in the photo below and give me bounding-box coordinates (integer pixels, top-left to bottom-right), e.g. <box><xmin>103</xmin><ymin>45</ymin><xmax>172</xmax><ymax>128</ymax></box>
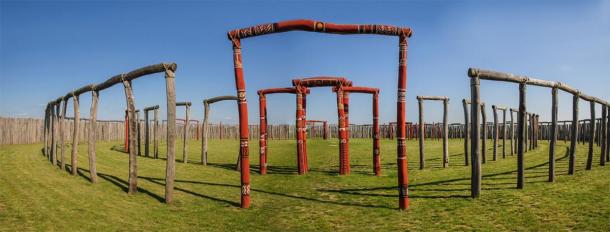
<box><xmin>140</xmin><ymin>176</ymin><xmax>394</xmax><ymax>209</ymax></box>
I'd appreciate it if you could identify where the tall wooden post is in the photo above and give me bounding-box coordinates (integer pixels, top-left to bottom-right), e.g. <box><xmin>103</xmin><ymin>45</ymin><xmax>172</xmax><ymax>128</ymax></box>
<box><xmin>43</xmin><ymin>105</ymin><xmax>49</xmax><ymax>158</ymax></box>
<box><xmin>606</xmin><ymin>106</ymin><xmax>610</xmax><ymax>163</ymax></box>
<box><xmin>502</xmin><ymin>109</ymin><xmax>507</xmax><ymax>159</ymax></box>
<box><xmin>122</xmin><ymin>80</ymin><xmax>138</xmax><ymax>194</ymax></box>
<box><xmin>549</xmin><ymin>87</ymin><xmax>558</xmax><ymax>182</ymax></box>
<box><xmin>136</xmin><ymin>110</ymin><xmax>141</xmax><ymax>157</ymax></box>
<box><xmin>470</xmin><ymin>77</ymin><xmax>481</xmax><ymax>198</ymax></box>
<box><xmin>443</xmin><ymin>99</ymin><xmax>450</xmax><ymax>167</ymax></box>
<box><xmin>60</xmin><ymin>100</ymin><xmax>67</xmax><ymax>170</ymax></box>
<box><xmin>517</xmin><ymin>82</ymin><xmax>526</xmax><ymax>189</ymax></box>
<box><xmin>510</xmin><ymin>109</ymin><xmax>515</xmax><ymax>156</ymax></box>
<box><xmin>418</xmin><ymin>97</ymin><xmax>425</xmax><ymax>169</ymax></box>
<box><xmin>373</xmin><ymin>92</ymin><xmax>381</xmax><ymax>175</ymax></box>
<box><xmin>52</xmin><ymin>102</ymin><xmax>58</xmax><ymax>166</ymax></box>
<box><xmin>202</xmin><ymin>102</ymin><xmax>210</xmax><ymax>165</ymax></box>
<box><xmin>336</xmin><ymin>87</ymin><xmax>347</xmax><ymax>175</ymax></box>
<box><xmin>183</xmin><ymin>104</ymin><xmax>190</xmax><ymax>164</ymax></box>
<box><xmin>71</xmin><ymin>95</ymin><xmax>80</xmax><ymax>176</ymax></box>
<box><xmin>342</xmin><ymin>91</ymin><xmax>350</xmax><ymax>174</ymax></box>
<box><xmin>154</xmin><ymin>108</ymin><xmax>159</xmax><ymax>159</ymax></box>
<box><xmin>462</xmin><ymin>99</ymin><xmax>469</xmax><ymax>166</ymax></box>
<box><xmin>124</xmin><ymin>110</ymin><xmax>129</xmax><ymax>153</ymax></box>
<box><xmin>296</xmin><ymin>87</ymin><xmax>306</xmax><ymax>175</ymax></box>
<box><xmin>88</xmin><ymin>90</ymin><xmax>99</xmax><ymax>183</ymax></box>
<box><xmin>397</xmin><ymin>34</ymin><xmax>410</xmax><ymax>210</ymax></box>
<box><xmin>568</xmin><ymin>94</ymin><xmax>579</xmax><ymax>175</ymax></box>
<box><xmin>259</xmin><ymin>94</ymin><xmax>267</xmax><ymax>174</ymax></box>
<box><xmin>164</xmin><ymin>66</ymin><xmax>177</xmax><ymax>204</ymax></box>
<box><xmin>492</xmin><ymin>105</ymin><xmax>498</xmax><ymax>161</ymax></box>
<box><xmin>586</xmin><ymin>101</ymin><xmax>595</xmax><ymax>170</ymax></box>
<box><xmin>144</xmin><ymin>109</ymin><xmax>150</xmax><ymax>157</ymax></box>
<box><xmin>601</xmin><ymin>105</ymin><xmax>608</xmax><ymax>166</ymax></box>
<box><xmin>480</xmin><ymin>103</ymin><xmax>487</xmax><ymax>164</ymax></box>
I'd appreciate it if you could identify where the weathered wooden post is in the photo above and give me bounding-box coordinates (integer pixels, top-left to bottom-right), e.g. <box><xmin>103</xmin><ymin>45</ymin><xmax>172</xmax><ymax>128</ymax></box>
<box><xmin>444</xmin><ymin>98</ymin><xmax>450</xmax><ymax>167</ymax></box>
<box><xmin>517</xmin><ymin>82</ymin><xmax>526</xmax><ymax>189</ymax></box>
<box><xmin>549</xmin><ymin>87</ymin><xmax>558</xmax><ymax>182</ymax></box>
<box><xmin>43</xmin><ymin>104</ymin><xmax>49</xmax><ymax>158</ymax></box>
<box><xmin>71</xmin><ymin>93</ymin><xmax>80</xmax><ymax>176</ymax></box>
<box><xmin>88</xmin><ymin>88</ymin><xmax>99</xmax><ymax>183</ymax></box>
<box><xmin>492</xmin><ymin>105</ymin><xmax>499</xmax><ymax>161</ymax></box>
<box><xmin>586</xmin><ymin>100</ymin><xmax>596</xmax><ymax>170</ymax></box>
<box><xmin>568</xmin><ymin>93</ymin><xmax>579</xmax><ymax>175</ymax></box>
<box><xmin>510</xmin><ymin>108</ymin><xmax>516</xmax><ymax>156</ymax></box>
<box><xmin>60</xmin><ymin>98</ymin><xmax>67</xmax><ymax>170</ymax></box>
<box><xmin>462</xmin><ymin>99</ymin><xmax>469</xmax><ymax>166</ymax></box>
<box><xmin>122</xmin><ymin>79</ymin><xmax>138</xmax><ymax>193</ymax></box>
<box><xmin>480</xmin><ymin>103</ymin><xmax>487</xmax><ymax>164</ymax></box>
<box><xmin>163</xmin><ymin>64</ymin><xmax>177</xmax><ymax>204</ymax></box>
<box><xmin>136</xmin><ymin>110</ymin><xmax>141</xmax><ymax>157</ymax></box>
<box><xmin>202</xmin><ymin>96</ymin><xmax>238</xmax><ymax>167</ymax></box>
<box><xmin>502</xmin><ymin>107</ymin><xmax>507</xmax><ymax>158</ymax></box>
<box><xmin>153</xmin><ymin>107</ymin><xmax>159</xmax><ymax>159</ymax></box>
<box><xmin>143</xmin><ymin>105</ymin><xmax>159</xmax><ymax>158</ymax></box>
<box><xmin>417</xmin><ymin>97</ymin><xmax>424</xmax><ymax>169</ymax></box>
<box><xmin>601</xmin><ymin>105</ymin><xmax>607</xmax><ymax>166</ymax></box>
<box><xmin>52</xmin><ymin>101</ymin><xmax>59</xmax><ymax>166</ymax></box>
<box><xmin>176</xmin><ymin>102</ymin><xmax>192</xmax><ymax>164</ymax></box>
<box><xmin>469</xmin><ymin>74</ymin><xmax>481</xmax><ymax>198</ymax></box>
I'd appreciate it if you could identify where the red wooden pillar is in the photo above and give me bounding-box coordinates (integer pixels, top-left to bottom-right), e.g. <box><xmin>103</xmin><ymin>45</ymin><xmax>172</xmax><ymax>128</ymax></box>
<box><xmin>295</xmin><ymin>86</ymin><xmax>306</xmax><ymax>175</ymax></box>
<box><xmin>323</xmin><ymin>121</ymin><xmax>328</xmax><ymax>140</ymax></box>
<box><xmin>336</xmin><ymin>87</ymin><xmax>348</xmax><ymax>175</ymax></box>
<box><xmin>303</xmin><ymin>93</ymin><xmax>308</xmax><ymax>172</ymax></box>
<box><xmin>373</xmin><ymin>92</ymin><xmax>381</xmax><ymax>176</ymax></box>
<box><xmin>231</xmin><ymin>38</ymin><xmax>250</xmax><ymax>208</ymax></box>
<box><xmin>259</xmin><ymin>93</ymin><xmax>268</xmax><ymax>175</ymax></box>
<box><xmin>397</xmin><ymin>35</ymin><xmax>410</xmax><ymax>210</ymax></box>
<box><xmin>124</xmin><ymin>110</ymin><xmax>129</xmax><ymax>153</ymax></box>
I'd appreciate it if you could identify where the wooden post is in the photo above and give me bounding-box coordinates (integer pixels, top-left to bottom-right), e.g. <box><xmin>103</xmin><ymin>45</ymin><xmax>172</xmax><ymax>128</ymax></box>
<box><xmin>342</xmin><ymin>91</ymin><xmax>350</xmax><ymax>174</ymax></box>
<box><xmin>88</xmin><ymin>90</ymin><xmax>99</xmax><ymax>183</ymax></box>
<box><xmin>52</xmin><ymin>102</ymin><xmax>58</xmax><ymax>166</ymax></box>
<box><xmin>470</xmin><ymin>76</ymin><xmax>481</xmax><ymax>198</ymax></box>
<box><xmin>568</xmin><ymin>94</ymin><xmax>579</xmax><ymax>175</ymax></box>
<box><xmin>510</xmin><ymin>109</ymin><xmax>515</xmax><ymax>156</ymax></box>
<box><xmin>602</xmin><ymin>105</ymin><xmax>607</xmax><ymax>166</ymax></box>
<box><xmin>480</xmin><ymin>103</ymin><xmax>486</xmax><ymax>164</ymax></box>
<box><xmin>517</xmin><ymin>82</ymin><xmax>526</xmax><ymax>189</ymax></box>
<box><xmin>373</xmin><ymin>92</ymin><xmax>381</xmax><ymax>175</ymax></box>
<box><xmin>418</xmin><ymin>97</ymin><xmax>424</xmax><ymax>169</ymax></box>
<box><xmin>492</xmin><ymin>105</ymin><xmax>498</xmax><ymax>161</ymax></box>
<box><xmin>259</xmin><ymin>94</ymin><xmax>267</xmax><ymax>174</ymax></box>
<box><xmin>444</xmin><ymin>99</ymin><xmax>449</xmax><ymax>167</ymax></box>
<box><xmin>606</xmin><ymin>106</ymin><xmax>610</xmax><ymax>163</ymax></box>
<box><xmin>336</xmin><ymin>87</ymin><xmax>347</xmax><ymax>175</ymax></box>
<box><xmin>71</xmin><ymin>95</ymin><xmax>80</xmax><ymax>176</ymax></box>
<box><xmin>164</xmin><ymin>66</ymin><xmax>177</xmax><ymax>204</ymax></box>
<box><xmin>60</xmin><ymin>100</ymin><xmax>67</xmax><ymax>170</ymax></box>
<box><xmin>144</xmin><ymin>109</ymin><xmax>150</xmax><ymax>157</ymax></box>
<box><xmin>122</xmin><ymin>80</ymin><xmax>138</xmax><ymax>194</ymax></box>
<box><xmin>462</xmin><ymin>99</ymin><xmax>469</xmax><ymax>166</ymax></box>
<box><xmin>586</xmin><ymin>100</ymin><xmax>595</xmax><ymax>170</ymax></box>
<box><xmin>124</xmin><ymin>110</ymin><xmax>129</xmax><ymax>153</ymax></box>
<box><xmin>183</xmin><ymin>104</ymin><xmax>190</xmax><ymax>164</ymax></box>
<box><xmin>43</xmin><ymin>104</ymin><xmax>48</xmax><ymax>158</ymax></box>
<box><xmin>502</xmin><ymin>108</ymin><xmax>507</xmax><ymax>159</ymax></box>
<box><xmin>549</xmin><ymin>87</ymin><xmax>558</xmax><ymax>182</ymax></box>
<box><xmin>202</xmin><ymin>101</ymin><xmax>210</xmax><ymax>165</ymax></box>
<box><xmin>136</xmin><ymin>110</ymin><xmax>141</xmax><ymax>157</ymax></box>
<box><xmin>154</xmin><ymin>108</ymin><xmax>159</xmax><ymax>159</ymax></box>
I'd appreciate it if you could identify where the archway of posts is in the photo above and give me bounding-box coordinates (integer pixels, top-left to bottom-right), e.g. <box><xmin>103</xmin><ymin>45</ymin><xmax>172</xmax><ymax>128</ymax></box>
<box><xmin>416</xmin><ymin>96</ymin><xmax>449</xmax><ymax>169</ymax></box>
<box><xmin>42</xmin><ymin>63</ymin><xmax>179</xmax><ymax>204</ymax></box>
<box><xmin>257</xmin><ymin>87</ymin><xmax>310</xmax><ymax>175</ymax></box>
<box><xmin>292</xmin><ymin>77</ymin><xmax>353</xmax><ymax>175</ymax></box>
<box><xmin>176</xmin><ymin>102</ymin><xmax>192</xmax><ymax>163</ymax></box>
<box><xmin>492</xmin><ymin>105</ymin><xmax>508</xmax><ymax>161</ymax></box>
<box><xmin>228</xmin><ymin>19</ymin><xmax>412</xmax><ymax>209</ymax></box>
<box><xmin>202</xmin><ymin>96</ymin><xmax>239</xmax><ymax>167</ymax></box>
<box><xmin>143</xmin><ymin>105</ymin><xmax>160</xmax><ymax>159</ymax></box>
<box><xmin>467</xmin><ymin>67</ymin><xmax>609</xmax><ymax>199</ymax></box>
<box><xmin>306</xmin><ymin>120</ymin><xmax>328</xmax><ymax>140</ymax></box>
<box><xmin>333</xmin><ymin>86</ymin><xmax>381</xmax><ymax>176</ymax></box>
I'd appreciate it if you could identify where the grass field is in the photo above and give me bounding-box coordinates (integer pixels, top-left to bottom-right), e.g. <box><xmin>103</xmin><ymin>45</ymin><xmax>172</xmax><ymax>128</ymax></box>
<box><xmin>0</xmin><ymin>138</ymin><xmax>608</xmax><ymax>231</ymax></box>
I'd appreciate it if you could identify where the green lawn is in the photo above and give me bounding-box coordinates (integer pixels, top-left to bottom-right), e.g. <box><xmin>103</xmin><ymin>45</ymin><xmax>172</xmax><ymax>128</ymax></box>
<box><xmin>0</xmin><ymin>138</ymin><xmax>608</xmax><ymax>231</ymax></box>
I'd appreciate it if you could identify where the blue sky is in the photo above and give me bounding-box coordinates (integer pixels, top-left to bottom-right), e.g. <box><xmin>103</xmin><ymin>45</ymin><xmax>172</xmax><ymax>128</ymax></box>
<box><xmin>1</xmin><ymin>0</ymin><xmax>608</xmax><ymax>125</ymax></box>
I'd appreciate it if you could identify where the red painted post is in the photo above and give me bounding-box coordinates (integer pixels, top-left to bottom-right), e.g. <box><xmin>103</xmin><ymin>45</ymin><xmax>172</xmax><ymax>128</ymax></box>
<box><xmin>303</xmin><ymin>93</ymin><xmax>308</xmax><ymax>172</ymax></box>
<box><xmin>323</xmin><ymin>121</ymin><xmax>328</xmax><ymax>140</ymax></box>
<box><xmin>296</xmin><ymin>86</ymin><xmax>306</xmax><ymax>175</ymax></box>
<box><xmin>336</xmin><ymin>87</ymin><xmax>348</xmax><ymax>175</ymax></box>
<box><xmin>343</xmin><ymin>91</ymin><xmax>351</xmax><ymax>174</ymax></box>
<box><xmin>259</xmin><ymin>93</ymin><xmax>267</xmax><ymax>175</ymax></box>
<box><xmin>397</xmin><ymin>35</ymin><xmax>410</xmax><ymax>209</ymax></box>
<box><xmin>230</xmin><ymin>38</ymin><xmax>250</xmax><ymax>208</ymax></box>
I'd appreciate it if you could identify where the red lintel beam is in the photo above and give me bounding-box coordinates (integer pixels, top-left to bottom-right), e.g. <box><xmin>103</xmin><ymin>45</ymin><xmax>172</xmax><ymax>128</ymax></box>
<box><xmin>340</xmin><ymin>86</ymin><xmax>379</xmax><ymax>94</ymax></box>
<box><xmin>257</xmin><ymin>87</ymin><xmax>310</xmax><ymax>95</ymax></box>
<box><xmin>227</xmin><ymin>19</ymin><xmax>413</xmax><ymax>40</ymax></box>
<box><xmin>292</xmin><ymin>77</ymin><xmax>352</xmax><ymax>87</ymax></box>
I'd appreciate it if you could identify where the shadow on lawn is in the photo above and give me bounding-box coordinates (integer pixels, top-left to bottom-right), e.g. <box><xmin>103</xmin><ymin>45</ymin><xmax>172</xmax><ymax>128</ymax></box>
<box><xmin>140</xmin><ymin>176</ymin><xmax>395</xmax><ymax>209</ymax></box>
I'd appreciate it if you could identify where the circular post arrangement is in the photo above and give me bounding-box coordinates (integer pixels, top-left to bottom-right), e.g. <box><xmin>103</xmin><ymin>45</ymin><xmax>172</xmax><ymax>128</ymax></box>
<box><xmin>468</xmin><ymin>67</ymin><xmax>608</xmax><ymax>192</ymax></box>
<box><xmin>257</xmin><ymin>87</ymin><xmax>308</xmax><ymax>175</ymax></box>
<box><xmin>416</xmin><ymin>96</ymin><xmax>449</xmax><ymax>169</ymax></box>
<box><xmin>292</xmin><ymin>77</ymin><xmax>353</xmax><ymax>175</ymax></box>
<box><xmin>44</xmin><ymin>63</ymin><xmax>178</xmax><ymax>204</ymax></box>
<box><xmin>202</xmin><ymin>96</ymin><xmax>238</xmax><ymax>166</ymax></box>
<box><xmin>227</xmin><ymin>19</ymin><xmax>413</xmax><ymax>209</ymax></box>
<box><xmin>338</xmin><ymin>86</ymin><xmax>382</xmax><ymax>175</ymax></box>
<box><xmin>176</xmin><ymin>102</ymin><xmax>192</xmax><ymax>164</ymax></box>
